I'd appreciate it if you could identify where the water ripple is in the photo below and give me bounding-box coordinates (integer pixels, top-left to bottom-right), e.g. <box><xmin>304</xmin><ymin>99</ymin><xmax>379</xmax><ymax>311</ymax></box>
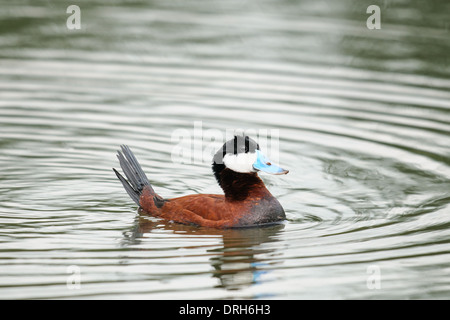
<box><xmin>0</xmin><ymin>0</ymin><xmax>449</xmax><ymax>299</ymax></box>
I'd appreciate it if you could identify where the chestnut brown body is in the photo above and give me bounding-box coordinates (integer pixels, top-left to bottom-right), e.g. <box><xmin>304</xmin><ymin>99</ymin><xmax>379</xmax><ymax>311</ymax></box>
<box><xmin>139</xmin><ymin>168</ymin><xmax>285</xmax><ymax>228</ymax></box>
<box><xmin>114</xmin><ymin>141</ymin><xmax>286</xmax><ymax>229</ymax></box>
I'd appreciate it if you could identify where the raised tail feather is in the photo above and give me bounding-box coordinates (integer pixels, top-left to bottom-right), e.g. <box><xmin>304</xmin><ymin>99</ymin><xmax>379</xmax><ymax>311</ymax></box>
<box><xmin>113</xmin><ymin>145</ymin><xmax>157</xmax><ymax>206</ymax></box>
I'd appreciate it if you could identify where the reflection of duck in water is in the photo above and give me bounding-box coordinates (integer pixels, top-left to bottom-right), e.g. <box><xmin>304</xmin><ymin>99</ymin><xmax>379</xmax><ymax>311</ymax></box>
<box><xmin>209</xmin><ymin>225</ymin><xmax>285</xmax><ymax>291</ymax></box>
<box><xmin>125</xmin><ymin>215</ymin><xmax>285</xmax><ymax>291</ymax></box>
<box><xmin>113</xmin><ymin>135</ymin><xmax>288</xmax><ymax>228</ymax></box>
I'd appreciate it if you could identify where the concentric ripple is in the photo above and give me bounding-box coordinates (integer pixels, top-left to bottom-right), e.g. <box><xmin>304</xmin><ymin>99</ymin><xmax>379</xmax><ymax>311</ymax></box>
<box><xmin>0</xmin><ymin>0</ymin><xmax>449</xmax><ymax>299</ymax></box>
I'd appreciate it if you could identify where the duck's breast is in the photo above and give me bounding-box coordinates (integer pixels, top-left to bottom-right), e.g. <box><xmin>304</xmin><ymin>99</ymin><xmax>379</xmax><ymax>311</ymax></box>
<box><xmin>234</xmin><ymin>195</ymin><xmax>286</xmax><ymax>227</ymax></box>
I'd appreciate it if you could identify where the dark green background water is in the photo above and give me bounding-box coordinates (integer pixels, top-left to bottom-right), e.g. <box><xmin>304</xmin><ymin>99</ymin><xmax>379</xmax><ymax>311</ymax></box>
<box><xmin>0</xmin><ymin>0</ymin><xmax>449</xmax><ymax>299</ymax></box>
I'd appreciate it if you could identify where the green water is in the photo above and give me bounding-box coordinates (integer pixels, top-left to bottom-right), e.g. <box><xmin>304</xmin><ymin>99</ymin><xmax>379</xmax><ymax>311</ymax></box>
<box><xmin>0</xmin><ymin>0</ymin><xmax>449</xmax><ymax>299</ymax></box>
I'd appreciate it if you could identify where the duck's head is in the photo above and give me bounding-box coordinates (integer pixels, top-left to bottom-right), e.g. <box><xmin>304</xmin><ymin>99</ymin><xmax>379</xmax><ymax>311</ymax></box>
<box><xmin>212</xmin><ymin>135</ymin><xmax>289</xmax><ymax>179</ymax></box>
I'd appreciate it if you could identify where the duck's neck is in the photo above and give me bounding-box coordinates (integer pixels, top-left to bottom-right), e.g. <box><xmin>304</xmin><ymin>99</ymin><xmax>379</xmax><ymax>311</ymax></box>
<box><xmin>212</xmin><ymin>163</ymin><xmax>269</xmax><ymax>201</ymax></box>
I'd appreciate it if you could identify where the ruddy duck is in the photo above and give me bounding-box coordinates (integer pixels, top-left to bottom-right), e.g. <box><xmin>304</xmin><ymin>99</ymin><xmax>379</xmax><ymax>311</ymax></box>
<box><xmin>113</xmin><ymin>135</ymin><xmax>288</xmax><ymax>228</ymax></box>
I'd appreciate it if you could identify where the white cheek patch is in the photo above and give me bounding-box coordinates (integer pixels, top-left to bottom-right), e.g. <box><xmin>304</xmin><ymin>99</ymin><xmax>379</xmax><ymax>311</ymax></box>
<box><xmin>223</xmin><ymin>152</ymin><xmax>257</xmax><ymax>173</ymax></box>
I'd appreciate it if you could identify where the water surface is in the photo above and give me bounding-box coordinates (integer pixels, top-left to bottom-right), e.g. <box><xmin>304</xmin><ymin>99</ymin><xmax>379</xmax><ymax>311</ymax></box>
<box><xmin>0</xmin><ymin>0</ymin><xmax>449</xmax><ymax>299</ymax></box>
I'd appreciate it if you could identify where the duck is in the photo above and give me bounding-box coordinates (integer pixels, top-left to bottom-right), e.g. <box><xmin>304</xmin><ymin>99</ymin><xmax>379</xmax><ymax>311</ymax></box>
<box><xmin>113</xmin><ymin>135</ymin><xmax>288</xmax><ymax>228</ymax></box>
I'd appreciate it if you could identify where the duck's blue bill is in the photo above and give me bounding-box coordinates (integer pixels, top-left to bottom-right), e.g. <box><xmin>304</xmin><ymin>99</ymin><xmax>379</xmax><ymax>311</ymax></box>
<box><xmin>253</xmin><ymin>150</ymin><xmax>289</xmax><ymax>175</ymax></box>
